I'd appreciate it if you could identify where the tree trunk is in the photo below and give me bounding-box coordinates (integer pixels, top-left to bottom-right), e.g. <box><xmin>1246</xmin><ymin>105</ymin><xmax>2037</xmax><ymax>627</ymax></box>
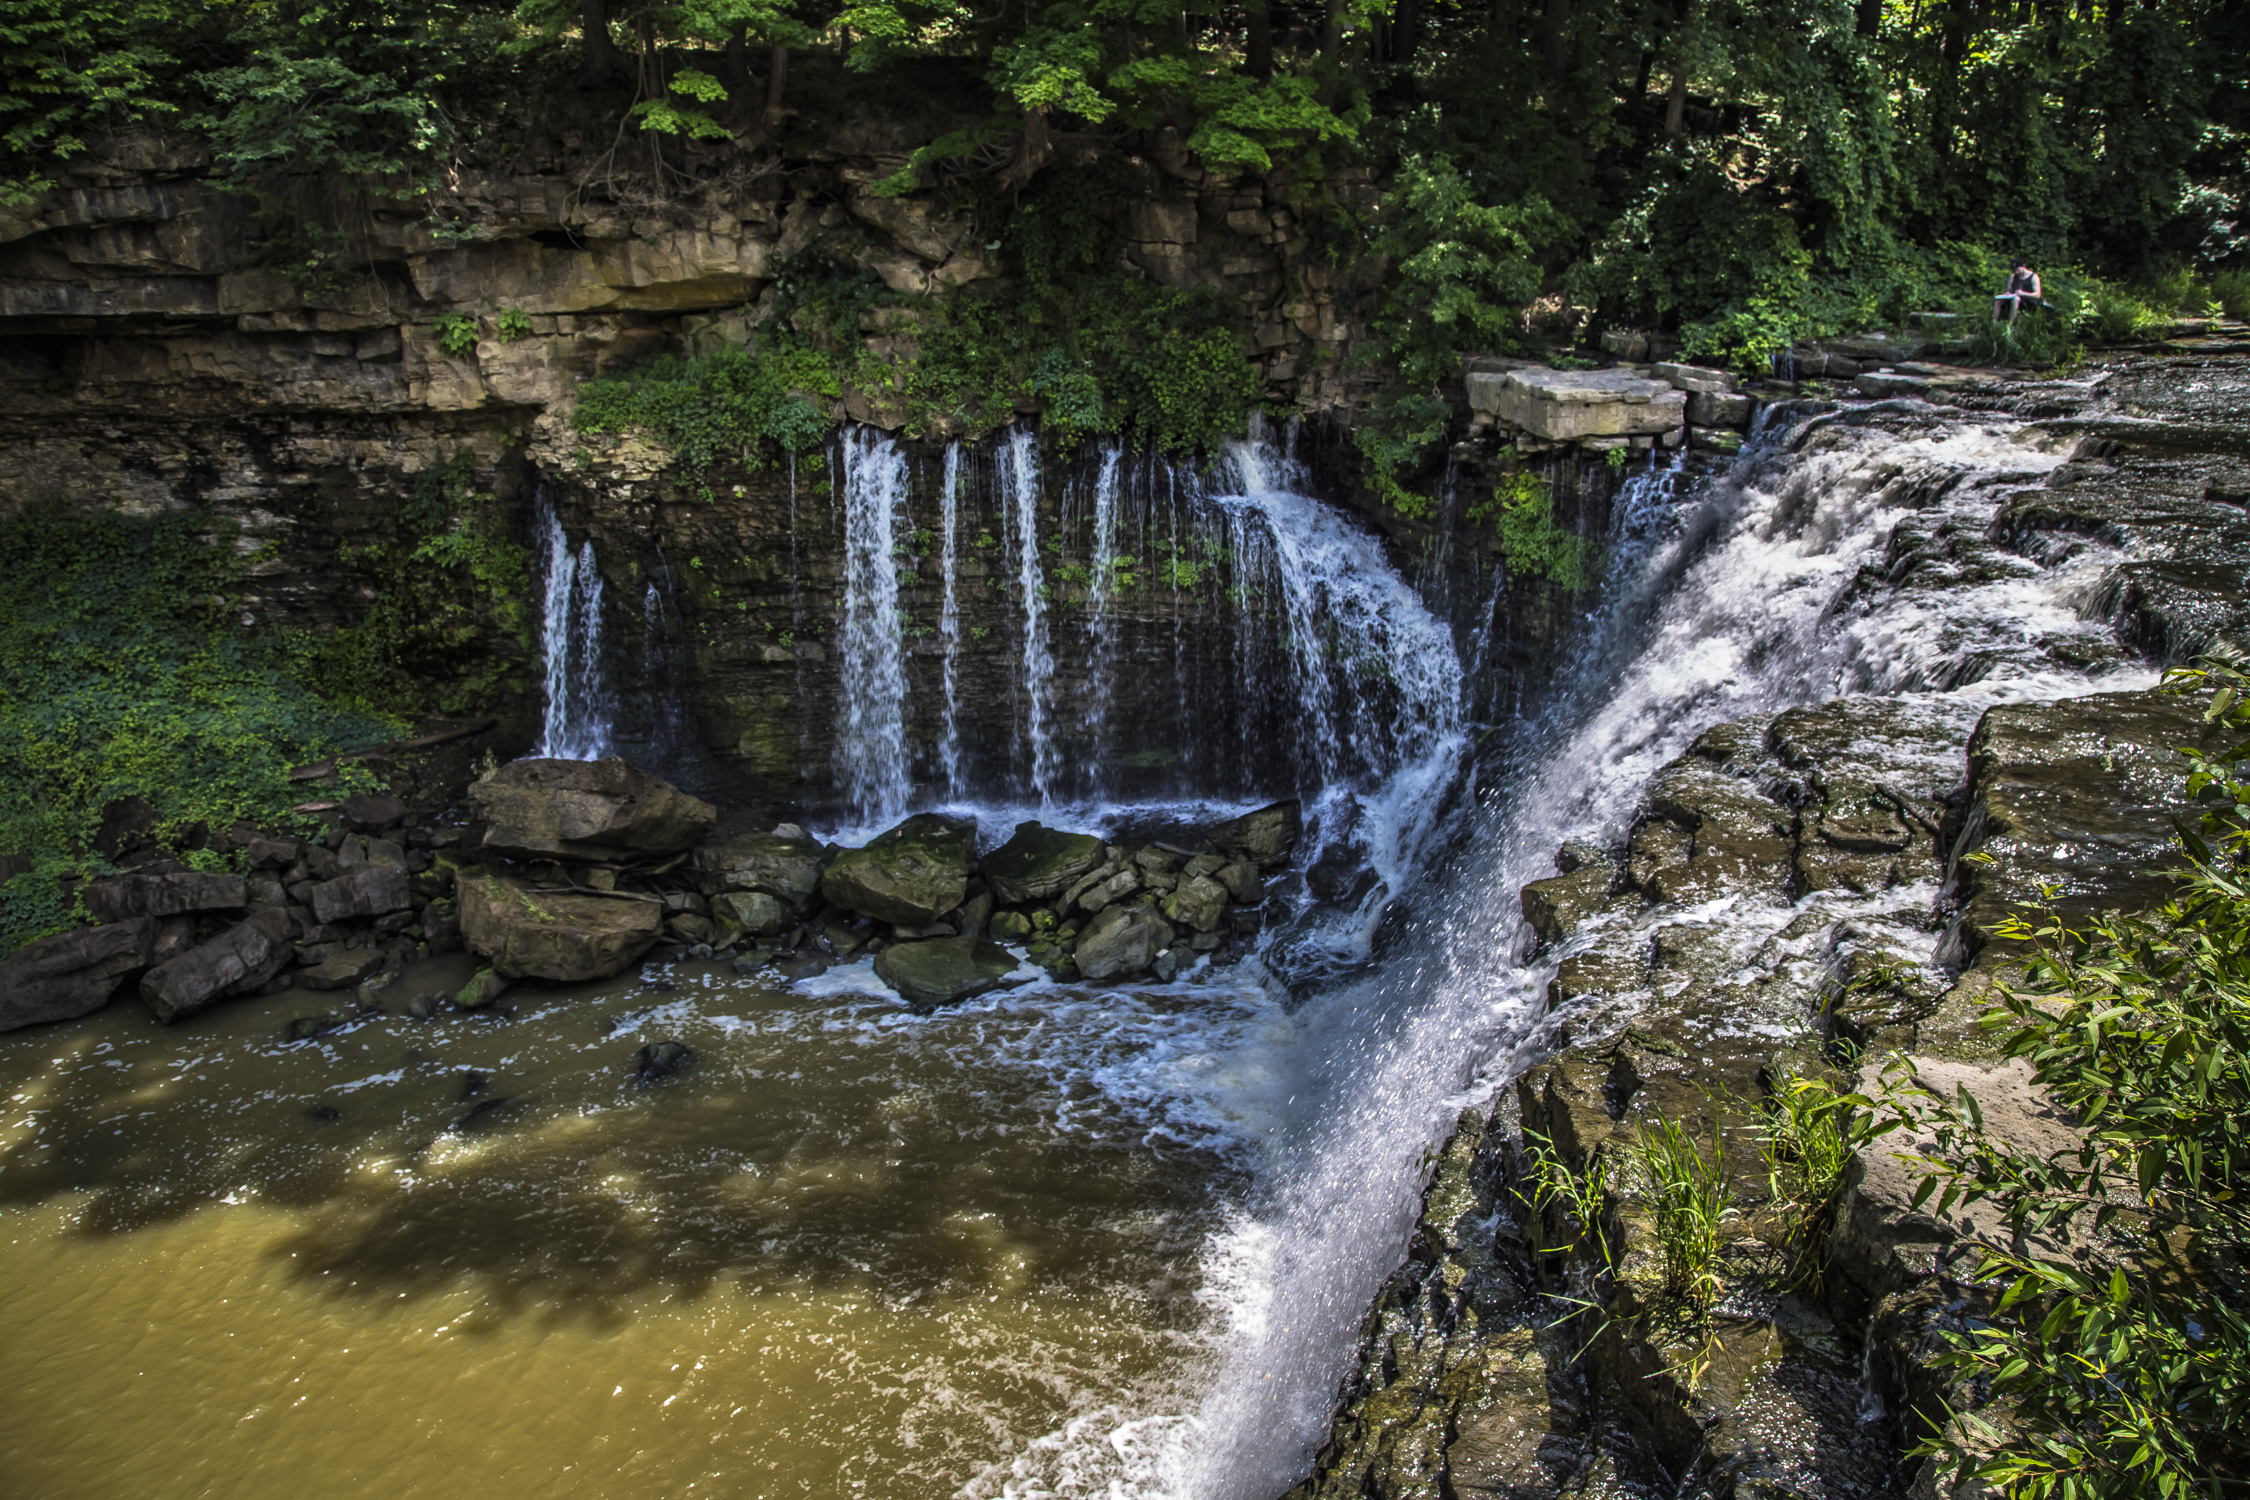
<box><xmin>1541</xmin><ymin>0</ymin><xmax>1571</xmax><ymax>88</ymax></box>
<box><xmin>727</xmin><ymin>21</ymin><xmax>750</xmax><ymax>89</ymax></box>
<box><xmin>1393</xmin><ymin>0</ymin><xmax>1424</xmax><ymax>66</ymax></box>
<box><xmin>1321</xmin><ymin>0</ymin><xmax>1344</xmax><ymax>66</ymax></box>
<box><xmin>1664</xmin><ymin>0</ymin><xmax>1692</xmax><ymax>135</ymax></box>
<box><xmin>636</xmin><ymin>10</ymin><xmax>660</xmax><ymax>98</ymax></box>
<box><xmin>580</xmin><ymin>0</ymin><xmax>625</xmax><ymax>84</ymax></box>
<box><xmin>1856</xmin><ymin>0</ymin><xmax>1883</xmax><ymax>34</ymax></box>
<box><xmin>762</xmin><ymin>44</ymin><xmax>790</xmax><ymax>135</ymax></box>
<box><xmin>1247</xmin><ymin>0</ymin><xmax>1272</xmax><ymax>78</ymax></box>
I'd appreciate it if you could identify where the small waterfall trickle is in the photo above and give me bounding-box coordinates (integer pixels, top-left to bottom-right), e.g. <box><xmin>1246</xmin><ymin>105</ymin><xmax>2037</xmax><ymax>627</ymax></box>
<box><xmin>937</xmin><ymin>441</ymin><xmax>964</xmax><ymax>797</ymax></box>
<box><xmin>1082</xmin><ymin>443</ymin><xmax>1125</xmax><ymax>794</ymax></box>
<box><xmin>535</xmin><ymin>493</ymin><xmax>613</xmax><ymax>760</ymax></box>
<box><xmin>833</xmin><ymin>428</ymin><xmax>912</xmax><ymax>824</ymax></box>
<box><xmin>998</xmin><ymin>427</ymin><xmax>1058</xmax><ymax>809</ymax></box>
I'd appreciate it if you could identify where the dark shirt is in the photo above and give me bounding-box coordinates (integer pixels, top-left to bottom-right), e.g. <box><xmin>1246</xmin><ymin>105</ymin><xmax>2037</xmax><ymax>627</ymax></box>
<box><xmin>2007</xmin><ymin>269</ymin><xmax>2040</xmax><ymax>296</ymax></box>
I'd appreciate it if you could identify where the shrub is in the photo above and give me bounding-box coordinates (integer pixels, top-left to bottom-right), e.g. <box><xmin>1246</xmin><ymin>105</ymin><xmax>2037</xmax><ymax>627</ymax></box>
<box><xmin>0</xmin><ymin>506</ymin><xmax>399</xmax><ymax>954</ymax></box>
<box><xmin>1896</xmin><ymin>660</ymin><xmax>2250</xmax><ymax>1498</ymax></box>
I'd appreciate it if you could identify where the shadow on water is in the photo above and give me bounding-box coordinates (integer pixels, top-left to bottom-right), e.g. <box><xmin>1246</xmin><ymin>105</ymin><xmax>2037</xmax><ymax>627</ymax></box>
<box><xmin>0</xmin><ymin>950</ymin><xmax>1247</xmax><ymax>1327</ymax></box>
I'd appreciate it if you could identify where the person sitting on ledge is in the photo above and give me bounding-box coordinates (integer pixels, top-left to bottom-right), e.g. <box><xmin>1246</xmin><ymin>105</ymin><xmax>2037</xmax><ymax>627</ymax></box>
<box><xmin>1994</xmin><ymin>257</ymin><xmax>2044</xmax><ymax>320</ymax></box>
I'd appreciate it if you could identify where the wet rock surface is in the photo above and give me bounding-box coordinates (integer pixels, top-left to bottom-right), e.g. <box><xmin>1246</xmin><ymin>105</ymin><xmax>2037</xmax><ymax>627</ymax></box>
<box><xmin>871</xmin><ymin>935</ymin><xmax>1021</xmax><ymax>1012</ymax></box>
<box><xmin>1298</xmin><ymin>360</ymin><xmax>2250</xmax><ymax>1500</ymax></box>
<box><xmin>819</xmin><ymin>813</ymin><xmax>976</xmax><ymax>925</ymax></box>
<box><xmin>455</xmin><ymin>872</ymin><xmax>664</xmax><ymax>982</ymax></box>
<box><xmin>466</xmin><ymin>757</ymin><xmax>718</xmax><ymax>863</ymax></box>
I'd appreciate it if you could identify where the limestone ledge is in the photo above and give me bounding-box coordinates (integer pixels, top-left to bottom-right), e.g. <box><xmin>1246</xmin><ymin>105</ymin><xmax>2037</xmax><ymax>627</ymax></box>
<box><xmin>0</xmin><ymin>140</ymin><xmax>1387</xmax><ymax>428</ymax></box>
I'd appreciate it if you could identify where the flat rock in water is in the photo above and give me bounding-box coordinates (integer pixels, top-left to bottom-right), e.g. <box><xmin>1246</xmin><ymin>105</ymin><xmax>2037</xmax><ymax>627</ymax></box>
<box><xmin>81</xmin><ymin>871</ymin><xmax>245</xmax><ymax>923</ymax></box>
<box><xmin>467</xmin><ymin>758</ymin><xmax>716</xmax><ymax>862</ymax></box>
<box><xmin>297</xmin><ymin>948</ymin><xmax>389</xmax><ymax>991</ymax></box>
<box><xmin>0</xmin><ymin>918</ymin><xmax>159</xmax><ymax>1032</ymax></box>
<box><xmin>820</xmin><ymin>813</ymin><xmax>976</xmax><ymax>925</ymax></box>
<box><xmin>872</xmin><ymin>935</ymin><xmax>1020</xmax><ymax>1012</ymax></box>
<box><xmin>455</xmin><ymin>872</ymin><xmax>663</xmax><ymax>981</ymax></box>
<box><xmin>693</xmin><ymin>829</ymin><xmax>829</xmax><ymax>909</ymax></box>
<box><xmin>981</xmin><ymin>822</ymin><xmax>1107</xmax><ymax>905</ymax></box>
<box><xmin>141</xmin><ymin>909</ymin><xmax>295</xmax><ymax>1023</ymax></box>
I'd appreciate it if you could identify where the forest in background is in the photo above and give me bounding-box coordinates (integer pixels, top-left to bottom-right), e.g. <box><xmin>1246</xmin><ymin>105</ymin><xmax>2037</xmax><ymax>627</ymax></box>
<box><xmin>6</xmin><ymin>0</ymin><xmax>2245</xmax><ymax>366</ymax></box>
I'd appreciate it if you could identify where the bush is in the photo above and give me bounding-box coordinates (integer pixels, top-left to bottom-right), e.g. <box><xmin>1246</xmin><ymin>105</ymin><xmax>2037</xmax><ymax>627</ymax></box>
<box><xmin>1895</xmin><ymin>661</ymin><xmax>2250</xmax><ymax>1498</ymax></box>
<box><xmin>0</xmin><ymin>505</ymin><xmax>400</xmax><ymax>954</ymax></box>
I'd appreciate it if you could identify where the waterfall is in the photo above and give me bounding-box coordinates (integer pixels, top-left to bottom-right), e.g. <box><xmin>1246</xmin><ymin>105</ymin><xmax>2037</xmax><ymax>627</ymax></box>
<box><xmin>1151</xmin><ymin>405</ymin><xmax>2135</xmax><ymax>1500</ymax></box>
<box><xmin>1083</xmin><ymin>443</ymin><xmax>1125</xmax><ymax>793</ymax></box>
<box><xmin>998</xmin><ymin>426</ymin><xmax>1058</xmax><ymax>809</ymax></box>
<box><xmin>535</xmin><ymin>493</ymin><xmax>613</xmax><ymax>760</ymax></box>
<box><xmin>938</xmin><ymin>441</ymin><xmax>964</xmax><ymax>797</ymax></box>
<box><xmin>833</xmin><ymin>427</ymin><xmax>912</xmax><ymax>825</ymax></box>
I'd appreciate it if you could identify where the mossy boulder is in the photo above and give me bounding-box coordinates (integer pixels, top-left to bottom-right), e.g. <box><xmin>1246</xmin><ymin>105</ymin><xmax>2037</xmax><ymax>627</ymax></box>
<box><xmin>819</xmin><ymin>813</ymin><xmax>976</xmax><ymax>925</ymax></box>
<box><xmin>466</xmin><ymin>757</ymin><xmax>717</xmax><ymax>862</ymax></box>
<box><xmin>1073</xmin><ymin>902</ymin><xmax>1174</xmax><ymax>981</ymax></box>
<box><xmin>694</xmin><ymin>827</ymin><xmax>830</xmax><ymax>910</ymax></box>
<box><xmin>455</xmin><ymin>871</ymin><xmax>662</xmax><ymax>981</ymax></box>
<box><xmin>982</xmin><ymin>822</ymin><xmax>1107</xmax><ymax>905</ymax></box>
<box><xmin>872</xmin><ymin>935</ymin><xmax>1021</xmax><ymax>1013</ymax></box>
<box><xmin>1210</xmin><ymin>800</ymin><xmax>1302</xmax><ymax>869</ymax></box>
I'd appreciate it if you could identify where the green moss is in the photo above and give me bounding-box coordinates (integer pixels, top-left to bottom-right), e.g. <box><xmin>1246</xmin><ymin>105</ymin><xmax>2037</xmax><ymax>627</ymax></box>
<box><xmin>0</xmin><ymin>504</ymin><xmax>403</xmax><ymax>953</ymax></box>
<box><xmin>294</xmin><ymin>452</ymin><xmax>535</xmax><ymax>719</ymax></box>
<box><xmin>1470</xmin><ymin>471</ymin><xmax>1601</xmax><ymax>592</ymax></box>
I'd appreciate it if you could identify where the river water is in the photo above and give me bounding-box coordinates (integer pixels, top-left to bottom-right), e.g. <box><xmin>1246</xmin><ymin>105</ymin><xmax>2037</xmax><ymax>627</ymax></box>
<box><xmin>0</xmin><ymin>402</ymin><xmax>2145</xmax><ymax>1499</ymax></box>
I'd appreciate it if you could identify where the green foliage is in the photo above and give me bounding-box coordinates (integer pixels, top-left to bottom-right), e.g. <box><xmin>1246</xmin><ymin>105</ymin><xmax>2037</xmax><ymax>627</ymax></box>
<box><xmin>0</xmin><ymin>0</ymin><xmax>186</xmax><ymax>202</ymax></box>
<box><xmin>432</xmin><ymin>312</ymin><xmax>480</xmax><ymax>357</ymax></box>
<box><xmin>494</xmin><ymin>306</ymin><xmax>533</xmax><ymax>343</ymax></box>
<box><xmin>1756</xmin><ymin>1073</ymin><xmax>1887</xmax><ymax>1291</ymax></box>
<box><xmin>1625</xmin><ymin>1115</ymin><xmax>1734</xmax><ymax>1311</ymax></box>
<box><xmin>571</xmin><ymin>339</ymin><xmax>839</xmax><ymax>474</ymax></box>
<box><xmin>1522</xmin><ymin>1126</ymin><xmax>1613</xmax><ymax>1267</ymax></box>
<box><xmin>1893</xmin><ymin>660</ymin><xmax>2250</xmax><ymax>1498</ymax></box>
<box><xmin>1352</xmin><ymin>156</ymin><xmax>1570</xmax><ymax>496</ymax></box>
<box><xmin>0</xmin><ymin>504</ymin><xmax>400</xmax><ymax>953</ymax></box>
<box><xmin>293</xmin><ymin>452</ymin><xmax>534</xmax><ymax>718</ymax></box>
<box><xmin>1470</xmin><ymin>471</ymin><xmax>1600</xmax><ymax>592</ymax></box>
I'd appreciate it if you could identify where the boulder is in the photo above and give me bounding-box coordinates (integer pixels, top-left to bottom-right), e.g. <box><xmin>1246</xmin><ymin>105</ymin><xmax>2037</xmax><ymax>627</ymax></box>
<box><xmin>1651</xmin><ymin>362</ymin><xmax>1735</xmax><ymax>395</ymax></box>
<box><xmin>297</xmin><ymin>949</ymin><xmax>390</xmax><ymax>991</ymax></box>
<box><xmin>456</xmin><ymin>872</ymin><xmax>663</xmax><ymax>981</ymax></box>
<box><xmin>342</xmin><ymin>792</ymin><xmax>407</xmax><ymax>831</ymax></box>
<box><xmin>307</xmin><ymin>865</ymin><xmax>411</xmax><ymax>924</ymax></box>
<box><xmin>1073</xmin><ymin>903</ymin><xmax>1175</xmax><ymax>981</ymax></box>
<box><xmin>81</xmin><ymin>871</ymin><xmax>246</xmax><ymax>923</ymax></box>
<box><xmin>455</xmin><ymin>967</ymin><xmax>511</xmax><ymax>1008</ymax></box>
<box><xmin>1688</xmin><ymin>389</ymin><xmax>1757</xmax><ymax>428</ymax></box>
<box><xmin>0</xmin><ymin>918</ymin><xmax>158</xmax><ymax>1031</ymax></box>
<box><xmin>141</xmin><ymin>908</ymin><xmax>295</xmax><ymax>1023</ymax></box>
<box><xmin>950</xmin><ymin>886</ymin><xmax>995</xmax><ymax>937</ymax></box>
<box><xmin>982</xmin><ymin>822</ymin><xmax>1108</xmax><ymax>905</ymax></box>
<box><xmin>713</xmin><ymin>890</ymin><xmax>788</xmax><ymax>940</ymax></box>
<box><xmin>873</xmin><ymin>935</ymin><xmax>1021</xmax><ymax>1012</ymax></box>
<box><xmin>990</xmin><ymin>910</ymin><xmax>1034</xmax><ymax>942</ymax></box>
<box><xmin>1468</xmin><ymin>367</ymin><xmax>1688</xmax><ymax>442</ymax></box>
<box><xmin>1161</xmin><ymin>874</ymin><xmax>1229</xmax><ymax>933</ymax></box>
<box><xmin>820</xmin><ymin>813</ymin><xmax>976</xmax><ymax>925</ymax></box>
<box><xmin>693</xmin><ymin>828</ymin><xmax>829</xmax><ymax>909</ymax></box>
<box><xmin>1072</xmin><ymin>864</ymin><xmax>1142</xmax><ymax>916</ymax></box>
<box><xmin>1216</xmin><ymin>861</ymin><xmax>1262</xmax><ymax>903</ymax></box>
<box><xmin>466</xmin><ymin>757</ymin><xmax>717</xmax><ymax>862</ymax></box>
<box><xmin>636</xmin><ymin>1040</ymin><xmax>695</xmax><ymax>1081</ymax></box>
<box><xmin>1211</xmin><ymin>800</ymin><xmax>1303</xmax><ymax>869</ymax></box>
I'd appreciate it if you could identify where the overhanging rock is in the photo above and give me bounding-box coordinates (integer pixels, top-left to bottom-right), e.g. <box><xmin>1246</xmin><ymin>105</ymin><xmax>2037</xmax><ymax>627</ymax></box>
<box><xmin>1466</xmin><ymin>367</ymin><xmax>1687</xmax><ymax>441</ymax></box>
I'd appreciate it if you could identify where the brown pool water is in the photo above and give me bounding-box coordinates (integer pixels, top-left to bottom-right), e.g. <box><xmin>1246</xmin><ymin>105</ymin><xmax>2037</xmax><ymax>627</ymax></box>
<box><xmin>0</xmin><ymin>953</ymin><xmax>1293</xmax><ymax>1498</ymax></box>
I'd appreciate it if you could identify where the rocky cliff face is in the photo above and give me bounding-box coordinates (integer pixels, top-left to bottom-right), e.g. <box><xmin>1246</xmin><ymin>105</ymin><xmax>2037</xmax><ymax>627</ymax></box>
<box><xmin>1</xmin><ymin>132</ymin><xmax>1631</xmax><ymax>810</ymax></box>
<box><xmin>1289</xmin><ymin>351</ymin><xmax>2250</xmax><ymax>1500</ymax></box>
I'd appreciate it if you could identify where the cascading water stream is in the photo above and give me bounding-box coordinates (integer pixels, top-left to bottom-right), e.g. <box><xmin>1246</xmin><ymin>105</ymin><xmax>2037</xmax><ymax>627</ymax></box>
<box><xmin>1082</xmin><ymin>443</ymin><xmax>1125</xmax><ymax>795</ymax></box>
<box><xmin>834</xmin><ymin>427</ymin><xmax>912</xmax><ymax>825</ymax></box>
<box><xmin>535</xmin><ymin>491</ymin><xmax>613</xmax><ymax>760</ymax></box>
<box><xmin>1030</xmin><ymin>402</ymin><xmax>2146</xmax><ymax>1500</ymax></box>
<box><xmin>938</xmin><ymin>441</ymin><xmax>965</xmax><ymax>797</ymax></box>
<box><xmin>998</xmin><ymin>426</ymin><xmax>1059</xmax><ymax>809</ymax></box>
